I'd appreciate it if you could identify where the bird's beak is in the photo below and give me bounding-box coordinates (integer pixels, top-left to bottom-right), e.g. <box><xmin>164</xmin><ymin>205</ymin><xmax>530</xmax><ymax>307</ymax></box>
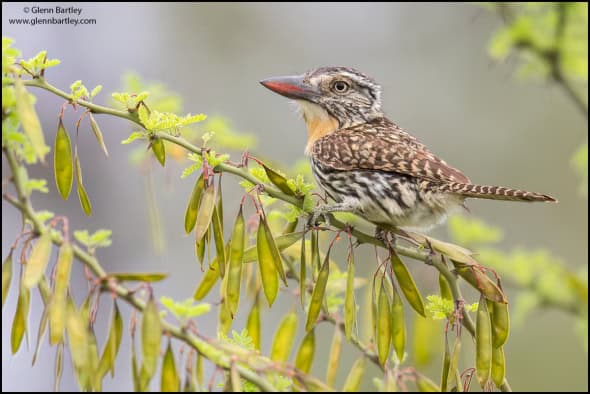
<box><xmin>259</xmin><ymin>75</ymin><xmax>319</xmax><ymax>101</ymax></box>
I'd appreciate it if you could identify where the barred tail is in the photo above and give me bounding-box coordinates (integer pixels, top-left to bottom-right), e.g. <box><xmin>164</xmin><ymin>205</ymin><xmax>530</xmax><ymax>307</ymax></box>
<box><xmin>438</xmin><ymin>182</ymin><xmax>558</xmax><ymax>203</ymax></box>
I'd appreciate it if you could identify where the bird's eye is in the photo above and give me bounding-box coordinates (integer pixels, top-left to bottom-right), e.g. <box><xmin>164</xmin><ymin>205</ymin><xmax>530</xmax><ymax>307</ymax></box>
<box><xmin>332</xmin><ymin>81</ymin><xmax>349</xmax><ymax>93</ymax></box>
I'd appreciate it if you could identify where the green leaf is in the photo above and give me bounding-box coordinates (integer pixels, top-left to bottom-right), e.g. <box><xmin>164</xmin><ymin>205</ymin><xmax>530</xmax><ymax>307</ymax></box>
<box><xmin>270</xmin><ymin>312</ymin><xmax>298</xmax><ymax>362</ymax></box>
<box><xmin>141</xmin><ymin>297</ymin><xmax>162</xmax><ymax>387</ymax></box>
<box><xmin>390</xmin><ymin>251</ymin><xmax>426</xmax><ymax>317</ymax></box>
<box><xmin>226</xmin><ymin>207</ymin><xmax>245</xmax><ymax>316</ymax></box>
<box><xmin>295</xmin><ymin>329</ymin><xmax>315</xmax><ymax>374</ymax></box>
<box><xmin>306</xmin><ymin>253</ymin><xmax>330</xmax><ymax>331</ymax></box>
<box><xmin>257</xmin><ymin>218</ymin><xmax>280</xmax><ymax>306</ymax></box>
<box><xmin>151</xmin><ymin>138</ymin><xmax>166</xmax><ymax>166</ymax></box>
<box><xmin>121</xmin><ymin>131</ymin><xmax>145</xmax><ymax>144</ymax></box>
<box><xmin>184</xmin><ymin>173</ymin><xmax>204</xmax><ymax>234</ymax></box>
<box><xmin>194</xmin><ymin>184</ymin><xmax>216</xmax><ymax>244</ymax></box>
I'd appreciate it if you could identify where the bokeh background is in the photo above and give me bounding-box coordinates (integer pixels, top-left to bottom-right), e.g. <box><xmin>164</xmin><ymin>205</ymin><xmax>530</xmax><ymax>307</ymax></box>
<box><xmin>2</xmin><ymin>3</ymin><xmax>587</xmax><ymax>392</ymax></box>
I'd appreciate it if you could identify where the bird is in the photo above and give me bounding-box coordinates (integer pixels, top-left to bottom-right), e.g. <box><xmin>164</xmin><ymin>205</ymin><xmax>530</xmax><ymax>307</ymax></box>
<box><xmin>260</xmin><ymin>66</ymin><xmax>557</xmax><ymax>234</ymax></box>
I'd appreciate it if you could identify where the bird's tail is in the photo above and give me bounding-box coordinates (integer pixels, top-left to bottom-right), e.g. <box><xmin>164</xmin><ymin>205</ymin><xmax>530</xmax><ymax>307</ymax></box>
<box><xmin>437</xmin><ymin>182</ymin><xmax>558</xmax><ymax>203</ymax></box>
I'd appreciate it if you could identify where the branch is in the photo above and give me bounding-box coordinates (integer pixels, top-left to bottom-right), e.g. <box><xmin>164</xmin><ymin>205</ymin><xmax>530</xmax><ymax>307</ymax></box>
<box><xmin>12</xmin><ymin>77</ymin><xmax>514</xmax><ymax>391</ymax></box>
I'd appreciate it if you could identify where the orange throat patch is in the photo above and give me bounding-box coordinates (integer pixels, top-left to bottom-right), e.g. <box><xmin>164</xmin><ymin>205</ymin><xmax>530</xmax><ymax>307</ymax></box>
<box><xmin>296</xmin><ymin>100</ymin><xmax>339</xmax><ymax>154</ymax></box>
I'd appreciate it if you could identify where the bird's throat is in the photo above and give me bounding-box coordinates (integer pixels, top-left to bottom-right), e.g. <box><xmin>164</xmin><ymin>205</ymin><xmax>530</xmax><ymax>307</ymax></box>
<box><xmin>295</xmin><ymin>100</ymin><xmax>340</xmax><ymax>154</ymax></box>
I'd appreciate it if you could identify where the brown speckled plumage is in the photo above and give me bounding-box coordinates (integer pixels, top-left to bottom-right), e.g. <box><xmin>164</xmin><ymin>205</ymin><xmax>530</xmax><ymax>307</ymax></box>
<box><xmin>261</xmin><ymin>67</ymin><xmax>557</xmax><ymax>231</ymax></box>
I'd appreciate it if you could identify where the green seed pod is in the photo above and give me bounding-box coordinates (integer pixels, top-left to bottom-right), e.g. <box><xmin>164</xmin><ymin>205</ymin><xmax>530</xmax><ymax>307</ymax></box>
<box><xmin>391</xmin><ymin>285</ymin><xmax>406</xmax><ymax>361</ymax></box>
<box><xmin>416</xmin><ymin>373</ymin><xmax>441</xmax><ymax>392</ymax></box>
<box><xmin>54</xmin><ymin>119</ymin><xmax>73</xmax><ymax>199</ymax></box>
<box><xmin>299</xmin><ymin>234</ymin><xmax>307</xmax><ymax>307</ymax></box>
<box><xmin>342</xmin><ymin>357</ymin><xmax>365</xmax><ymax>392</ymax></box>
<box><xmin>438</xmin><ymin>272</ymin><xmax>453</xmax><ymax>301</ymax></box>
<box><xmin>2</xmin><ymin>251</ymin><xmax>13</xmax><ymax>309</ymax></box>
<box><xmin>23</xmin><ymin>231</ymin><xmax>53</xmax><ymax>289</ymax></box>
<box><xmin>184</xmin><ymin>174</ymin><xmax>204</xmax><ymax>234</ymax></box>
<box><xmin>15</xmin><ymin>77</ymin><xmax>47</xmax><ymax>162</ymax></box>
<box><xmin>295</xmin><ymin>329</ymin><xmax>315</xmax><ymax>373</ymax></box>
<box><xmin>194</xmin><ymin>184</ymin><xmax>216</xmax><ymax>244</ymax></box>
<box><xmin>390</xmin><ymin>251</ymin><xmax>425</xmax><ymax>317</ymax></box>
<box><xmin>11</xmin><ymin>282</ymin><xmax>30</xmax><ymax>354</ymax></box>
<box><xmin>270</xmin><ymin>312</ymin><xmax>298</xmax><ymax>362</ymax></box>
<box><xmin>74</xmin><ymin>154</ymin><xmax>92</xmax><ymax>216</ymax></box>
<box><xmin>263</xmin><ymin>164</ymin><xmax>297</xmax><ymax>196</ymax></box>
<box><xmin>326</xmin><ymin>328</ymin><xmax>343</xmax><ymax>387</ymax></box>
<box><xmin>151</xmin><ymin>137</ymin><xmax>166</xmax><ymax>166</ymax></box>
<box><xmin>491</xmin><ymin>345</ymin><xmax>506</xmax><ymax>388</ymax></box>
<box><xmin>226</xmin><ymin>207</ymin><xmax>245</xmax><ymax>316</ymax></box>
<box><xmin>89</xmin><ymin>114</ymin><xmax>109</xmax><ymax>157</ymax></box>
<box><xmin>377</xmin><ymin>281</ymin><xmax>392</xmax><ymax>366</ymax></box>
<box><xmin>490</xmin><ymin>301</ymin><xmax>510</xmax><ymax>348</ymax></box>
<box><xmin>344</xmin><ymin>251</ymin><xmax>357</xmax><ymax>341</ymax></box>
<box><xmin>49</xmin><ymin>241</ymin><xmax>73</xmax><ymax>344</ymax></box>
<box><xmin>161</xmin><ymin>340</ymin><xmax>180</xmax><ymax>392</ymax></box>
<box><xmin>476</xmin><ymin>294</ymin><xmax>492</xmax><ymax>387</ymax></box>
<box><xmin>246</xmin><ymin>296</ymin><xmax>261</xmax><ymax>350</ymax></box>
<box><xmin>257</xmin><ymin>218</ymin><xmax>279</xmax><ymax>306</ymax></box>
<box><xmin>141</xmin><ymin>297</ymin><xmax>162</xmax><ymax>383</ymax></box>
<box><xmin>305</xmin><ymin>252</ymin><xmax>330</xmax><ymax>331</ymax></box>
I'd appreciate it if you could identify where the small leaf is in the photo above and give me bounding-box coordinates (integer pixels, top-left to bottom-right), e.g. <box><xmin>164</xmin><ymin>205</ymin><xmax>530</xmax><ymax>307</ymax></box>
<box><xmin>246</xmin><ymin>296</ymin><xmax>261</xmax><ymax>350</ymax></box>
<box><xmin>88</xmin><ymin>114</ymin><xmax>109</xmax><ymax>157</ymax></box>
<box><xmin>270</xmin><ymin>312</ymin><xmax>298</xmax><ymax>362</ymax></box>
<box><xmin>391</xmin><ymin>285</ymin><xmax>406</xmax><ymax>362</ymax></box>
<box><xmin>295</xmin><ymin>329</ymin><xmax>315</xmax><ymax>373</ymax></box>
<box><xmin>344</xmin><ymin>251</ymin><xmax>357</xmax><ymax>341</ymax></box>
<box><xmin>194</xmin><ymin>184</ymin><xmax>216</xmax><ymax>244</ymax></box>
<box><xmin>226</xmin><ymin>207</ymin><xmax>245</xmax><ymax>316</ymax></box>
<box><xmin>23</xmin><ymin>231</ymin><xmax>53</xmax><ymax>289</ymax></box>
<box><xmin>2</xmin><ymin>251</ymin><xmax>13</xmax><ymax>309</ymax></box>
<box><xmin>326</xmin><ymin>327</ymin><xmax>343</xmax><ymax>387</ymax></box>
<box><xmin>342</xmin><ymin>357</ymin><xmax>365</xmax><ymax>392</ymax></box>
<box><xmin>141</xmin><ymin>297</ymin><xmax>162</xmax><ymax>385</ymax></box>
<box><xmin>151</xmin><ymin>137</ymin><xmax>166</xmax><ymax>166</ymax></box>
<box><xmin>476</xmin><ymin>294</ymin><xmax>492</xmax><ymax>387</ymax></box>
<box><xmin>263</xmin><ymin>164</ymin><xmax>297</xmax><ymax>196</ymax></box>
<box><xmin>111</xmin><ymin>272</ymin><xmax>168</xmax><ymax>282</ymax></box>
<box><xmin>161</xmin><ymin>340</ymin><xmax>180</xmax><ymax>392</ymax></box>
<box><xmin>75</xmin><ymin>154</ymin><xmax>92</xmax><ymax>216</ymax></box>
<box><xmin>184</xmin><ymin>173</ymin><xmax>204</xmax><ymax>234</ymax></box>
<box><xmin>54</xmin><ymin>119</ymin><xmax>73</xmax><ymax>199</ymax></box>
<box><xmin>121</xmin><ymin>131</ymin><xmax>145</xmax><ymax>144</ymax></box>
<box><xmin>15</xmin><ymin>78</ymin><xmax>47</xmax><ymax>162</ymax></box>
<box><xmin>305</xmin><ymin>251</ymin><xmax>330</xmax><ymax>331</ymax></box>
<box><xmin>390</xmin><ymin>251</ymin><xmax>426</xmax><ymax>317</ymax></box>
<box><xmin>99</xmin><ymin>301</ymin><xmax>123</xmax><ymax>378</ymax></box>
<box><xmin>257</xmin><ymin>218</ymin><xmax>279</xmax><ymax>306</ymax></box>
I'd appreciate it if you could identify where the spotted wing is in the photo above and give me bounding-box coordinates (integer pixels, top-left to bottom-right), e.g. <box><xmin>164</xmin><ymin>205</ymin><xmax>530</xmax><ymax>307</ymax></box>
<box><xmin>311</xmin><ymin>117</ymin><xmax>470</xmax><ymax>184</ymax></box>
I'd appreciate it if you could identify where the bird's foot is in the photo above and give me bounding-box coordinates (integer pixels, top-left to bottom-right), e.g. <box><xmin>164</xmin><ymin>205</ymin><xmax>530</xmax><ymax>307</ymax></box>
<box><xmin>375</xmin><ymin>227</ymin><xmax>397</xmax><ymax>251</ymax></box>
<box><xmin>307</xmin><ymin>207</ymin><xmax>332</xmax><ymax>228</ymax></box>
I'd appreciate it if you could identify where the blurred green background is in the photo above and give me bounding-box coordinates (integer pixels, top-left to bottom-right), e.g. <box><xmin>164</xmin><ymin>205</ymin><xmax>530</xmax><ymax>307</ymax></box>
<box><xmin>2</xmin><ymin>3</ymin><xmax>587</xmax><ymax>392</ymax></box>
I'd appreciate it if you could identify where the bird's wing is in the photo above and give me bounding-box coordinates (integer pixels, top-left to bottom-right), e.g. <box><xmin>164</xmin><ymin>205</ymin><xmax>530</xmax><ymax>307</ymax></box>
<box><xmin>311</xmin><ymin>117</ymin><xmax>471</xmax><ymax>184</ymax></box>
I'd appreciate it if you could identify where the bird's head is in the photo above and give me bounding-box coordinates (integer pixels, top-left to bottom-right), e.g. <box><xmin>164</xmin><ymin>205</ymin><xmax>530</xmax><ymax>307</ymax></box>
<box><xmin>260</xmin><ymin>67</ymin><xmax>383</xmax><ymax>151</ymax></box>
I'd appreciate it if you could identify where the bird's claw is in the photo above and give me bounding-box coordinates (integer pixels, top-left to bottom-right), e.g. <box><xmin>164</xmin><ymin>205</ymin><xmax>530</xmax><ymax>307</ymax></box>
<box><xmin>375</xmin><ymin>227</ymin><xmax>397</xmax><ymax>251</ymax></box>
<box><xmin>307</xmin><ymin>209</ymin><xmax>331</xmax><ymax>228</ymax></box>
